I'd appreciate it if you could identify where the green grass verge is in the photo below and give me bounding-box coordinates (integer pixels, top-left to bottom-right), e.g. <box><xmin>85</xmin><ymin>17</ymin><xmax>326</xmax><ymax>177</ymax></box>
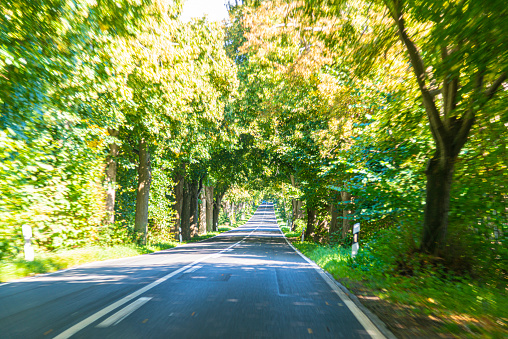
<box><xmin>187</xmin><ymin>226</ymin><xmax>234</xmax><ymax>242</ymax></box>
<box><xmin>275</xmin><ymin>206</ymin><xmax>302</xmax><ymax>238</ymax></box>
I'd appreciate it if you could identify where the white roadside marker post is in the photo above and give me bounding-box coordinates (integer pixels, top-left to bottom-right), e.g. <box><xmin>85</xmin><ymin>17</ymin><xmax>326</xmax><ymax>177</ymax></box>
<box><xmin>179</xmin><ymin>227</ymin><xmax>182</xmax><ymax>243</ymax></box>
<box><xmin>22</xmin><ymin>224</ymin><xmax>34</xmax><ymax>261</ymax></box>
<box><xmin>352</xmin><ymin>223</ymin><xmax>360</xmax><ymax>257</ymax></box>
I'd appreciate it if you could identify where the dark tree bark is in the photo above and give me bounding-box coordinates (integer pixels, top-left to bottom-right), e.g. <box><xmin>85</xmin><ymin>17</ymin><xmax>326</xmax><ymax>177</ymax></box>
<box><xmin>329</xmin><ymin>202</ymin><xmax>340</xmax><ymax>237</ymax></box>
<box><xmin>289</xmin><ymin>174</ymin><xmax>304</xmax><ymax>231</ymax></box>
<box><xmin>205</xmin><ymin>186</ymin><xmax>214</xmax><ymax>232</ymax></box>
<box><xmin>134</xmin><ymin>138</ymin><xmax>151</xmax><ymax>244</ymax></box>
<box><xmin>198</xmin><ymin>188</ymin><xmax>206</xmax><ymax>235</ymax></box>
<box><xmin>212</xmin><ymin>200</ymin><xmax>220</xmax><ymax>232</ymax></box>
<box><xmin>291</xmin><ymin>199</ymin><xmax>303</xmax><ymax>231</ymax></box>
<box><xmin>181</xmin><ymin>179</ymin><xmax>191</xmax><ymax>241</ymax></box>
<box><xmin>189</xmin><ymin>179</ymin><xmax>200</xmax><ymax>237</ymax></box>
<box><xmin>304</xmin><ymin>205</ymin><xmax>317</xmax><ymax>240</ymax></box>
<box><xmin>212</xmin><ymin>189</ymin><xmax>226</xmax><ymax>232</ymax></box>
<box><xmin>105</xmin><ymin>128</ymin><xmax>119</xmax><ymax>225</ymax></box>
<box><xmin>422</xmin><ymin>156</ymin><xmax>455</xmax><ymax>253</ymax></box>
<box><xmin>340</xmin><ymin>191</ymin><xmax>352</xmax><ymax>239</ymax></box>
<box><xmin>173</xmin><ymin>166</ymin><xmax>185</xmax><ymax>234</ymax></box>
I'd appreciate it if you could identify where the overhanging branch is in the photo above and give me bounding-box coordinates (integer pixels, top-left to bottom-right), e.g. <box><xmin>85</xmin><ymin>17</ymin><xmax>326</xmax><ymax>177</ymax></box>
<box><xmin>391</xmin><ymin>7</ymin><xmax>448</xmax><ymax>155</ymax></box>
<box><xmin>485</xmin><ymin>72</ymin><xmax>507</xmax><ymax>101</ymax></box>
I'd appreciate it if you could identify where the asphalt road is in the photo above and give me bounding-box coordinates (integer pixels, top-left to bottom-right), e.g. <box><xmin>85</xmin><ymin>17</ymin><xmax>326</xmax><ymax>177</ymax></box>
<box><xmin>0</xmin><ymin>203</ymin><xmax>384</xmax><ymax>338</ymax></box>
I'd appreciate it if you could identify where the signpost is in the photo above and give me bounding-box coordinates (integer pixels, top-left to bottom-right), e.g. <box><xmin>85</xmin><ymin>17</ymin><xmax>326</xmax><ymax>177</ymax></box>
<box><xmin>352</xmin><ymin>223</ymin><xmax>360</xmax><ymax>257</ymax></box>
<box><xmin>22</xmin><ymin>224</ymin><xmax>34</xmax><ymax>261</ymax></box>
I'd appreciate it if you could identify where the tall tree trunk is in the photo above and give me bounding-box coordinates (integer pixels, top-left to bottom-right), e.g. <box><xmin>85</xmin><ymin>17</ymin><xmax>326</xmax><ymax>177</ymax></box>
<box><xmin>205</xmin><ymin>186</ymin><xmax>214</xmax><ymax>232</ymax></box>
<box><xmin>199</xmin><ymin>188</ymin><xmax>206</xmax><ymax>234</ymax></box>
<box><xmin>421</xmin><ymin>156</ymin><xmax>455</xmax><ymax>254</ymax></box>
<box><xmin>297</xmin><ymin>201</ymin><xmax>303</xmax><ymax>218</ymax></box>
<box><xmin>195</xmin><ymin>177</ymin><xmax>203</xmax><ymax>234</ymax></box>
<box><xmin>105</xmin><ymin>128</ymin><xmax>119</xmax><ymax>225</ymax></box>
<box><xmin>213</xmin><ymin>191</ymin><xmax>225</xmax><ymax>232</ymax></box>
<box><xmin>291</xmin><ymin>199</ymin><xmax>303</xmax><ymax>231</ymax></box>
<box><xmin>134</xmin><ymin>138</ymin><xmax>151</xmax><ymax>244</ymax></box>
<box><xmin>291</xmin><ymin>199</ymin><xmax>297</xmax><ymax>230</ymax></box>
<box><xmin>181</xmin><ymin>179</ymin><xmax>191</xmax><ymax>241</ymax></box>
<box><xmin>329</xmin><ymin>202</ymin><xmax>340</xmax><ymax>237</ymax></box>
<box><xmin>227</xmin><ymin>201</ymin><xmax>235</xmax><ymax>226</ymax></box>
<box><xmin>289</xmin><ymin>174</ymin><xmax>302</xmax><ymax>231</ymax></box>
<box><xmin>212</xmin><ymin>200</ymin><xmax>220</xmax><ymax>232</ymax></box>
<box><xmin>189</xmin><ymin>179</ymin><xmax>199</xmax><ymax>237</ymax></box>
<box><xmin>304</xmin><ymin>205</ymin><xmax>316</xmax><ymax>240</ymax></box>
<box><xmin>173</xmin><ymin>167</ymin><xmax>185</xmax><ymax>234</ymax></box>
<box><xmin>341</xmin><ymin>191</ymin><xmax>352</xmax><ymax>239</ymax></box>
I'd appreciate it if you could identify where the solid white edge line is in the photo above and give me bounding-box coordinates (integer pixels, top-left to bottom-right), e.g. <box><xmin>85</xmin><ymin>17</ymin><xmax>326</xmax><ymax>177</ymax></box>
<box><xmin>96</xmin><ymin>297</ymin><xmax>152</xmax><ymax>328</ymax></box>
<box><xmin>275</xmin><ymin>209</ymin><xmax>386</xmax><ymax>339</ymax></box>
<box><xmin>53</xmin><ymin>211</ymin><xmax>263</xmax><ymax>339</ymax></box>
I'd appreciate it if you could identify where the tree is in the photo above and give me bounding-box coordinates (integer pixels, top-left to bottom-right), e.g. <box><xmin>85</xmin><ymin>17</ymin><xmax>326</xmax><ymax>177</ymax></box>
<box><xmin>0</xmin><ymin>0</ymin><xmax>151</xmax><ymax>254</ymax></box>
<box><xmin>301</xmin><ymin>0</ymin><xmax>508</xmax><ymax>254</ymax></box>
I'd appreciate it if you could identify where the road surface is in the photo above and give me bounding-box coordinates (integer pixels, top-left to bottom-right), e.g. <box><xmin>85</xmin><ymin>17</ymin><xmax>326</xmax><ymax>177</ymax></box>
<box><xmin>0</xmin><ymin>203</ymin><xmax>384</xmax><ymax>338</ymax></box>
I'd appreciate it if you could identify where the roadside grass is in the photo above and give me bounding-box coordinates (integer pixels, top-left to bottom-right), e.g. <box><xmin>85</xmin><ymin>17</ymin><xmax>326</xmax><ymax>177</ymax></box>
<box><xmin>0</xmin><ymin>210</ymin><xmax>255</xmax><ymax>283</ymax></box>
<box><xmin>291</xmin><ymin>241</ymin><xmax>508</xmax><ymax>338</ymax></box>
<box><xmin>274</xmin><ymin>207</ymin><xmax>301</xmax><ymax>238</ymax></box>
<box><xmin>280</xmin><ymin>226</ymin><xmax>301</xmax><ymax>238</ymax></box>
<box><xmin>188</xmin><ymin>226</ymin><xmax>233</xmax><ymax>242</ymax></box>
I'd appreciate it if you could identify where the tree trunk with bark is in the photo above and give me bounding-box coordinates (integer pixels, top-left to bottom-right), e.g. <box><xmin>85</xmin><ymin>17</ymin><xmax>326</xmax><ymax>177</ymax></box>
<box><xmin>189</xmin><ymin>179</ymin><xmax>200</xmax><ymax>237</ymax></box>
<box><xmin>329</xmin><ymin>202</ymin><xmax>340</xmax><ymax>237</ymax></box>
<box><xmin>105</xmin><ymin>128</ymin><xmax>119</xmax><ymax>225</ymax></box>
<box><xmin>340</xmin><ymin>191</ymin><xmax>352</xmax><ymax>239</ymax></box>
<box><xmin>134</xmin><ymin>139</ymin><xmax>151</xmax><ymax>244</ymax></box>
<box><xmin>289</xmin><ymin>174</ymin><xmax>303</xmax><ymax>231</ymax></box>
<box><xmin>199</xmin><ymin>188</ymin><xmax>206</xmax><ymax>234</ymax></box>
<box><xmin>213</xmin><ymin>190</ymin><xmax>226</xmax><ymax>232</ymax></box>
<box><xmin>173</xmin><ymin>167</ymin><xmax>185</xmax><ymax>234</ymax></box>
<box><xmin>304</xmin><ymin>205</ymin><xmax>317</xmax><ymax>240</ymax></box>
<box><xmin>212</xmin><ymin>200</ymin><xmax>220</xmax><ymax>232</ymax></box>
<box><xmin>422</xmin><ymin>156</ymin><xmax>455</xmax><ymax>253</ymax></box>
<box><xmin>291</xmin><ymin>199</ymin><xmax>303</xmax><ymax>231</ymax></box>
<box><xmin>205</xmin><ymin>186</ymin><xmax>214</xmax><ymax>232</ymax></box>
<box><xmin>181</xmin><ymin>179</ymin><xmax>191</xmax><ymax>241</ymax></box>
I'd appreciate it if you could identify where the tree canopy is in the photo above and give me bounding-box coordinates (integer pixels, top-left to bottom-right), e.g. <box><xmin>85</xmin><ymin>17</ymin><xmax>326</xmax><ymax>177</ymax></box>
<box><xmin>1</xmin><ymin>0</ymin><xmax>506</xmax><ymax>289</ymax></box>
